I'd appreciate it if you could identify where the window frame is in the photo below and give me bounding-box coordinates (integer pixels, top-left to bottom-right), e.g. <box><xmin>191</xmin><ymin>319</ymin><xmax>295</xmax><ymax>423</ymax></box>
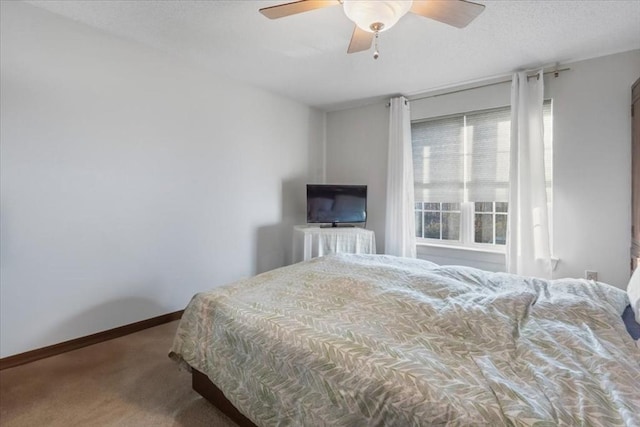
<box><xmin>417</xmin><ymin>201</ymin><xmax>507</xmax><ymax>253</ymax></box>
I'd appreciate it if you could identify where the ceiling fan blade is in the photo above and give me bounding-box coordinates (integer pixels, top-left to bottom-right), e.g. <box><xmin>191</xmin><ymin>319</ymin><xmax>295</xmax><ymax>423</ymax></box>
<box><xmin>347</xmin><ymin>25</ymin><xmax>374</xmax><ymax>54</ymax></box>
<box><xmin>410</xmin><ymin>0</ymin><xmax>485</xmax><ymax>28</ymax></box>
<box><xmin>259</xmin><ymin>0</ymin><xmax>341</xmax><ymax>19</ymax></box>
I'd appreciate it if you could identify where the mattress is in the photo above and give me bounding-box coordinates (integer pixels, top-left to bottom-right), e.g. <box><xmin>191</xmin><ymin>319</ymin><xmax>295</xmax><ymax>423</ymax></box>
<box><xmin>170</xmin><ymin>254</ymin><xmax>640</xmax><ymax>426</ymax></box>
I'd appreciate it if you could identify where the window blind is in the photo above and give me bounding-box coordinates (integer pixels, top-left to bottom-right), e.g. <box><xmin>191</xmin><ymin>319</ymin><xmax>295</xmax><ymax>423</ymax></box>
<box><xmin>411</xmin><ymin>115</ymin><xmax>465</xmax><ymax>203</ymax></box>
<box><xmin>411</xmin><ymin>102</ymin><xmax>551</xmax><ymax>204</ymax></box>
<box><xmin>465</xmin><ymin>107</ymin><xmax>511</xmax><ymax>202</ymax></box>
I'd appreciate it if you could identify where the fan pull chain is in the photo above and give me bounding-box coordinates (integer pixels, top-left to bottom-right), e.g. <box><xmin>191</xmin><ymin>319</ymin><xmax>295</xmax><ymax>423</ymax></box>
<box><xmin>373</xmin><ymin>31</ymin><xmax>379</xmax><ymax>60</ymax></box>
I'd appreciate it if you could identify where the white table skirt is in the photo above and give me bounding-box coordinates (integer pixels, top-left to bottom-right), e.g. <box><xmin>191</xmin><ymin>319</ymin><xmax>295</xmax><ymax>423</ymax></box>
<box><xmin>293</xmin><ymin>226</ymin><xmax>376</xmax><ymax>263</ymax></box>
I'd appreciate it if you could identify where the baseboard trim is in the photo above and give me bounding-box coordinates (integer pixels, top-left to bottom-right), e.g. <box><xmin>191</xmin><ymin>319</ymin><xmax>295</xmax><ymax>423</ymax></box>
<box><xmin>0</xmin><ymin>310</ymin><xmax>183</xmax><ymax>370</ymax></box>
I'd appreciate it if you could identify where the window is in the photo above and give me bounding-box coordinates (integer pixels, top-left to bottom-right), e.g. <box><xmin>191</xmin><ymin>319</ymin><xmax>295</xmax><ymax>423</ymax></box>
<box><xmin>411</xmin><ymin>102</ymin><xmax>552</xmax><ymax>249</ymax></box>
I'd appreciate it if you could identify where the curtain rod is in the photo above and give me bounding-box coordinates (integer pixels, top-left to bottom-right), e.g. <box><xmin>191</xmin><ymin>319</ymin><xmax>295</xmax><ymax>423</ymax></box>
<box><xmin>400</xmin><ymin>67</ymin><xmax>571</xmax><ymax>104</ymax></box>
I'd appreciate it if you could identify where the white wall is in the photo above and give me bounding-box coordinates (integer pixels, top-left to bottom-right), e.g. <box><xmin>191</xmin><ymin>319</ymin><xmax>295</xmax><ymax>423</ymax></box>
<box><xmin>325</xmin><ymin>103</ymin><xmax>389</xmax><ymax>250</ymax></box>
<box><xmin>325</xmin><ymin>50</ymin><xmax>640</xmax><ymax>289</ymax></box>
<box><xmin>549</xmin><ymin>50</ymin><xmax>639</xmax><ymax>288</ymax></box>
<box><xmin>0</xmin><ymin>1</ymin><xmax>324</xmax><ymax>358</ymax></box>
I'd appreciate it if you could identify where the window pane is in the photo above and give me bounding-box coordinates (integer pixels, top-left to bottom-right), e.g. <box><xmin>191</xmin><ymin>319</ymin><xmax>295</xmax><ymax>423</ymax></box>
<box><xmin>424</xmin><ymin>203</ymin><xmax>439</xmax><ymax>211</ymax></box>
<box><xmin>496</xmin><ymin>202</ymin><xmax>508</xmax><ymax>213</ymax></box>
<box><xmin>424</xmin><ymin>212</ymin><xmax>441</xmax><ymax>239</ymax></box>
<box><xmin>475</xmin><ymin>213</ymin><xmax>494</xmax><ymax>243</ymax></box>
<box><xmin>442</xmin><ymin>203</ymin><xmax>460</xmax><ymax>211</ymax></box>
<box><xmin>475</xmin><ymin>202</ymin><xmax>493</xmax><ymax>213</ymax></box>
<box><xmin>442</xmin><ymin>212</ymin><xmax>460</xmax><ymax>240</ymax></box>
<box><xmin>415</xmin><ymin>202</ymin><xmax>423</xmax><ymax>210</ymax></box>
<box><xmin>415</xmin><ymin>210</ymin><xmax>423</xmax><ymax>238</ymax></box>
<box><xmin>495</xmin><ymin>214</ymin><xmax>507</xmax><ymax>245</ymax></box>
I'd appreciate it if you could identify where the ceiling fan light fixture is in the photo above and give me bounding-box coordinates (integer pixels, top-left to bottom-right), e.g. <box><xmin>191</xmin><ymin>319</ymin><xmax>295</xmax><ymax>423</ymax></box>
<box><xmin>342</xmin><ymin>0</ymin><xmax>413</xmax><ymax>33</ymax></box>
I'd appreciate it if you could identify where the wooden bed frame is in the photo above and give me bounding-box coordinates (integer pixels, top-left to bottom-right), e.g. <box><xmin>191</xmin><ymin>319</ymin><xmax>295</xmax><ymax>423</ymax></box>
<box><xmin>191</xmin><ymin>368</ymin><xmax>258</xmax><ymax>427</ymax></box>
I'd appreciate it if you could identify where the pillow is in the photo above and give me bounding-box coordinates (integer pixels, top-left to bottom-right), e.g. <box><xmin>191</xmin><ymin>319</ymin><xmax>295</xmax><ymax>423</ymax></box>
<box><xmin>622</xmin><ymin>305</ymin><xmax>640</xmax><ymax>340</ymax></box>
<box><xmin>628</xmin><ymin>267</ymin><xmax>640</xmax><ymax>323</ymax></box>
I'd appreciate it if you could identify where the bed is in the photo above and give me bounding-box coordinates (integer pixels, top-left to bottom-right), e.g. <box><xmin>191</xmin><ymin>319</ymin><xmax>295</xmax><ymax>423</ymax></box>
<box><xmin>170</xmin><ymin>254</ymin><xmax>640</xmax><ymax>426</ymax></box>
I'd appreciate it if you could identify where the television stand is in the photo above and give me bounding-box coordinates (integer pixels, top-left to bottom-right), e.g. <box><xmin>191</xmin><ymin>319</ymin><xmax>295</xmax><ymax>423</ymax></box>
<box><xmin>292</xmin><ymin>226</ymin><xmax>376</xmax><ymax>262</ymax></box>
<box><xmin>320</xmin><ymin>223</ymin><xmax>355</xmax><ymax>228</ymax></box>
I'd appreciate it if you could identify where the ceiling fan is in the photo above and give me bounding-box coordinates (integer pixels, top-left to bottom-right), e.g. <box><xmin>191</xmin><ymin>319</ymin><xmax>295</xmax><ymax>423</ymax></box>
<box><xmin>259</xmin><ymin>0</ymin><xmax>485</xmax><ymax>59</ymax></box>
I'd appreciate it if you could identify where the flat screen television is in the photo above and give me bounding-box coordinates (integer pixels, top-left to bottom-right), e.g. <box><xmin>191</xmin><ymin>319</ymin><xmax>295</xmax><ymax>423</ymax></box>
<box><xmin>307</xmin><ymin>184</ymin><xmax>367</xmax><ymax>227</ymax></box>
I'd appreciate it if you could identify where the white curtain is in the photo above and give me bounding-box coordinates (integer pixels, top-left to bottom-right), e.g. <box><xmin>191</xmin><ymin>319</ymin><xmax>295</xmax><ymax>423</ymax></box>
<box><xmin>385</xmin><ymin>96</ymin><xmax>416</xmax><ymax>258</ymax></box>
<box><xmin>507</xmin><ymin>70</ymin><xmax>552</xmax><ymax>278</ymax></box>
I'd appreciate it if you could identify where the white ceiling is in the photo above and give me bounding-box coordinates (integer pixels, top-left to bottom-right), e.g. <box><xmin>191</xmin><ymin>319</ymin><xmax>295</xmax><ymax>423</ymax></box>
<box><xmin>26</xmin><ymin>0</ymin><xmax>640</xmax><ymax>111</ymax></box>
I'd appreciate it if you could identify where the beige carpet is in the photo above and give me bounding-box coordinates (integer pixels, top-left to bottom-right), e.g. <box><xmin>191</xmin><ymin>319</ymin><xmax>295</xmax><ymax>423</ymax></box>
<box><xmin>0</xmin><ymin>321</ymin><xmax>239</xmax><ymax>426</ymax></box>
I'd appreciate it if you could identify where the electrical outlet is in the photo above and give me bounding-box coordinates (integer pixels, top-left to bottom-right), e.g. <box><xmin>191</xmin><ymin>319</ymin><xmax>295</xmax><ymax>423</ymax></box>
<box><xmin>585</xmin><ymin>270</ymin><xmax>598</xmax><ymax>281</ymax></box>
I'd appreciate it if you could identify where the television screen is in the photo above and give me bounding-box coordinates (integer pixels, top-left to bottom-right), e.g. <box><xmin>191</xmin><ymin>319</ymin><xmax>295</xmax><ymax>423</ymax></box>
<box><xmin>307</xmin><ymin>184</ymin><xmax>367</xmax><ymax>226</ymax></box>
